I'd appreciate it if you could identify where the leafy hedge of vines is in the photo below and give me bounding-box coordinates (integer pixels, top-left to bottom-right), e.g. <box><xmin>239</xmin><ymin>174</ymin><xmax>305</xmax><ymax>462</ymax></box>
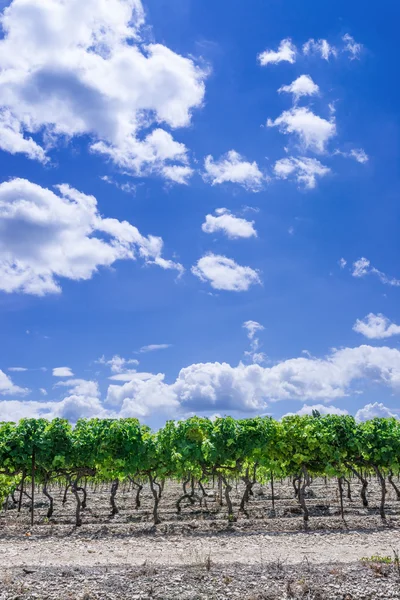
<box><xmin>0</xmin><ymin>413</ymin><xmax>399</xmax><ymax>526</ymax></box>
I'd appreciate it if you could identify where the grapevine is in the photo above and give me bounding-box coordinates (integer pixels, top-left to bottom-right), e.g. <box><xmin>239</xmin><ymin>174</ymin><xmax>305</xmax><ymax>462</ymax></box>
<box><xmin>0</xmin><ymin>414</ymin><xmax>399</xmax><ymax>527</ymax></box>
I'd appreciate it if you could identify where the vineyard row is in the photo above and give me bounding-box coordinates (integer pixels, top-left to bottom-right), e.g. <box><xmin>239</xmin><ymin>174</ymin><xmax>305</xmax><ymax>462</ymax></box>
<box><xmin>0</xmin><ymin>413</ymin><xmax>399</xmax><ymax>527</ymax></box>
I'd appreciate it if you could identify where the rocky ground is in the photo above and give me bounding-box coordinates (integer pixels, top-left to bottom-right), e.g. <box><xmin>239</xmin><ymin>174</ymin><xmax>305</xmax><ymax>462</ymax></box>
<box><xmin>0</xmin><ymin>478</ymin><xmax>400</xmax><ymax>598</ymax></box>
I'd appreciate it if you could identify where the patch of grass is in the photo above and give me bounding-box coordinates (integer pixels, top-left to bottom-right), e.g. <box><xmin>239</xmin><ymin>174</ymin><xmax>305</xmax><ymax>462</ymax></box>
<box><xmin>360</xmin><ymin>554</ymin><xmax>393</xmax><ymax>564</ymax></box>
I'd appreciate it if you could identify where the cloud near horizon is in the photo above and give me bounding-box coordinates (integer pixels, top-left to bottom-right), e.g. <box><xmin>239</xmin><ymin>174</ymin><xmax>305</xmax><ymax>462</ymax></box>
<box><xmin>1</xmin><ymin>343</ymin><xmax>400</xmax><ymax>423</ymax></box>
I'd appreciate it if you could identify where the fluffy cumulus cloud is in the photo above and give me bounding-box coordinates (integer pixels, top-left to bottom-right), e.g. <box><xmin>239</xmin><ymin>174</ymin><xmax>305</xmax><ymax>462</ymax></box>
<box><xmin>107</xmin><ymin>373</ymin><xmax>180</xmax><ymax>418</ymax></box>
<box><xmin>97</xmin><ymin>354</ymin><xmax>148</xmax><ymax>382</ymax></box>
<box><xmin>352</xmin><ymin>258</ymin><xmax>400</xmax><ymax>287</ymax></box>
<box><xmin>55</xmin><ymin>378</ymin><xmax>100</xmax><ymax>397</ymax></box>
<box><xmin>167</xmin><ymin>345</ymin><xmax>400</xmax><ymax>412</ymax></box>
<box><xmin>202</xmin><ymin>208</ymin><xmax>257</xmax><ymax>239</ymax></box>
<box><xmin>4</xmin><ymin>344</ymin><xmax>400</xmax><ymax>421</ymax></box>
<box><xmin>50</xmin><ymin>378</ymin><xmax>105</xmax><ymax>421</ymax></box>
<box><xmin>150</xmin><ymin>344</ymin><xmax>400</xmax><ymax>413</ymax></box>
<box><xmin>0</xmin><ymin>376</ymin><xmax>107</xmax><ymax>422</ymax></box>
<box><xmin>192</xmin><ymin>254</ymin><xmax>261</xmax><ymax>292</ymax></box>
<box><xmin>278</xmin><ymin>75</ymin><xmax>319</xmax><ymax>102</ymax></box>
<box><xmin>273</xmin><ymin>156</ymin><xmax>330</xmax><ymax>189</ymax></box>
<box><xmin>0</xmin><ymin>400</ymin><xmax>53</xmax><ymax>421</ymax></box>
<box><xmin>97</xmin><ymin>354</ymin><xmax>139</xmax><ymax>373</ymax></box>
<box><xmin>303</xmin><ymin>39</ymin><xmax>337</xmax><ymax>60</ymax></box>
<box><xmin>258</xmin><ymin>38</ymin><xmax>296</xmax><ymax>66</ymax></box>
<box><xmin>267</xmin><ymin>107</ymin><xmax>336</xmax><ymax>153</ymax></box>
<box><xmin>52</xmin><ymin>367</ymin><xmax>74</xmax><ymax>377</ymax></box>
<box><xmin>50</xmin><ymin>395</ymin><xmax>109</xmax><ymax>421</ymax></box>
<box><xmin>0</xmin><ymin>369</ymin><xmax>29</xmax><ymax>396</ymax></box>
<box><xmin>0</xmin><ymin>178</ymin><xmax>182</xmax><ymax>296</ymax></box>
<box><xmin>355</xmin><ymin>402</ymin><xmax>397</xmax><ymax>422</ymax></box>
<box><xmin>161</xmin><ymin>165</ymin><xmax>194</xmax><ymax>185</ymax></box>
<box><xmin>203</xmin><ymin>151</ymin><xmax>264</xmax><ymax>191</ymax></box>
<box><xmin>0</xmin><ymin>0</ymin><xmax>207</xmax><ymax>180</ymax></box>
<box><xmin>284</xmin><ymin>404</ymin><xmax>348</xmax><ymax>417</ymax></box>
<box><xmin>353</xmin><ymin>313</ymin><xmax>400</xmax><ymax>340</ymax></box>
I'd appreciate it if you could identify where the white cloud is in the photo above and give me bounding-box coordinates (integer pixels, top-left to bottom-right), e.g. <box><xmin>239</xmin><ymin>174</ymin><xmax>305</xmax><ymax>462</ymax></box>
<box><xmin>303</xmin><ymin>39</ymin><xmax>337</xmax><ymax>60</ymax></box>
<box><xmin>100</xmin><ymin>176</ymin><xmax>136</xmax><ymax>195</ymax></box>
<box><xmin>107</xmin><ymin>373</ymin><xmax>180</xmax><ymax>418</ymax></box>
<box><xmin>278</xmin><ymin>75</ymin><xmax>319</xmax><ymax>102</ymax></box>
<box><xmin>0</xmin><ymin>400</ymin><xmax>51</xmax><ymax>421</ymax></box>
<box><xmin>202</xmin><ymin>208</ymin><xmax>257</xmax><ymax>239</ymax></box>
<box><xmin>0</xmin><ymin>110</ymin><xmax>48</xmax><ymax>162</ymax></box>
<box><xmin>52</xmin><ymin>395</ymin><xmax>109</xmax><ymax>421</ymax></box>
<box><xmin>350</xmin><ymin>149</ymin><xmax>368</xmax><ymax>163</ymax></box>
<box><xmin>258</xmin><ymin>38</ymin><xmax>296</xmax><ymax>66</ymax></box>
<box><xmin>284</xmin><ymin>404</ymin><xmax>348</xmax><ymax>417</ymax></box>
<box><xmin>53</xmin><ymin>367</ymin><xmax>74</xmax><ymax>377</ymax></box>
<box><xmin>161</xmin><ymin>165</ymin><xmax>194</xmax><ymax>185</ymax></box>
<box><xmin>273</xmin><ymin>156</ymin><xmax>330</xmax><ymax>188</ymax></box>
<box><xmin>98</xmin><ymin>354</ymin><xmax>139</xmax><ymax>373</ymax></box>
<box><xmin>192</xmin><ymin>254</ymin><xmax>261</xmax><ymax>292</ymax></box>
<box><xmin>339</xmin><ymin>258</ymin><xmax>347</xmax><ymax>269</ymax></box>
<box><xmin>267</xmin><ymin>107</ymin><xmax>336</xmax><ymax>153</ymax></box>
<box><xmin>92</xmin><ymin>128</ymin><xmax>192</xmax><ymax>180</ymax></box>
<box><xmin>172</xmin><ymin>344</ymin><xmax>400</xmax><ymax>411</ymax></box>
<box><xmin>243</xmin><ymin>320</ymin><xmax>264</xmax><ymax>340</ymax></box>
<box><xmin>355</xmin><ymin>402</ymin><xmax>397</xmax><ymax>422</ymax></box>
<box><xmin>0</xmin><ymin>369</ymin><xmax>29</xmax><ymax>396</ymax></box>
<box><xmin>139</xmin><ymin>344</ymin><xmax>172</xmax><ymax>353</ymax></box>
<box><xmin>40</xmin><ymin>388</ymin><xmax>48</xmax><ymax>396</ymax></box>
<box><xmin>109</xmin><ymin>371</ymin><xmax>154</xmax><ymax>381</ymax></box>
<box><xmin>0</xmin><ymin>0</ymin><xmax>207</xmax><ymax>180</ymax></box>
<box><xmin>352</xmin><ymin>257</ymin><xmax>370</xmax><ymax>278</ymax></box>
<box><xmin>303</xmin><ymin>35</ymin><xmax>362</xmax><ymax>61</ymax></box>
<box><xmin>0</xmin><ymin>379</ymin><xmax>105</xmax><ymax>422</ymax></box>
<box><xmin>342</xmin><ymin>34</ymin><xmax>363</xmax><ymax>60</ymax></box>
<box><xmin>8</xmin><ymin>367</ymin><xmax>28</xmax><ymax>372</ymax></box>
<box><xmin>203</xmin><ymin>151</ymin><xmax>264</xmax><ymax>191</ymax></box>
<box><xmin>4</xmin><ymin>344</ymin><xmax>400</xmax><ymax>421</ymax></box>
<box><xmin>250</xmin><ymin>353</ymin><xmax>267</xmax><ymax>365</ymax></box>
<box><xmin>97</xmin><ymin>355</ymin><xmax>143</xmax><ymax>382</ymax></box>
<box><xmin>353</xmin><ymin>313</ymin><xmax>400</xmax><ymax>340</ymax></box>
<box><xmin>243</xmin><ymin>321</ymin><xmax>266</xmax><ymax>365</ymax></box>
<box><xmin>55</xmin><ymin>378</ymin><xmax>100</xmax><ymax>397</ymax></box>
<box><xmin>0</xmin><ymin>178</ymin><xmax>182</xmax><ymax>296</ymax></box>
<box><xmin>335</xmin><ymin>148</ymin><xmax>369</xmax><ymax>163</ymax></box>
<box><xmin>0</xmin><ymin>396</ymin><xmax>111</xmax><ymax>422</ymax></box>
<box><xmin>352</xmin><ymin>257</ymin><xmax>400</xmax><ymax>287</ymax></box>
<box><xmin>242</xmin><ymin>206</ymin><xmax>260</xmax><ymax>214</ymax></box>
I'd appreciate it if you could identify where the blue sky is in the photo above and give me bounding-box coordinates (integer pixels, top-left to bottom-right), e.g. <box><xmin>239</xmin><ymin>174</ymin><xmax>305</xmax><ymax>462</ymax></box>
<box><xmin>0</xmin><ymin>0</ymin><xmax>399</xmax><ymax>427</ymax></box>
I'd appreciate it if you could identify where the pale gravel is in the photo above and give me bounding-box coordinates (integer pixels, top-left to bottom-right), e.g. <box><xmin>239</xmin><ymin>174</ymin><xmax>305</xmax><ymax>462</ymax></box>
<box><xmin>1</xmin><ymin>528</ymin><xmax>399</xmax><ymax>569</ymax></box>
<box><xmin>2</xmin><ymin>478</ymin><xmax>400</xmax><ymax>598</ymax></box>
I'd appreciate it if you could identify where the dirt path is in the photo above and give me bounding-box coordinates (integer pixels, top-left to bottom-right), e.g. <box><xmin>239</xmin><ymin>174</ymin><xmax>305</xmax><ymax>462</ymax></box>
<box><xmin>1</xmin><ymin>528</ymin><xmax>399</xmax><ymax>570</ymax></box>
